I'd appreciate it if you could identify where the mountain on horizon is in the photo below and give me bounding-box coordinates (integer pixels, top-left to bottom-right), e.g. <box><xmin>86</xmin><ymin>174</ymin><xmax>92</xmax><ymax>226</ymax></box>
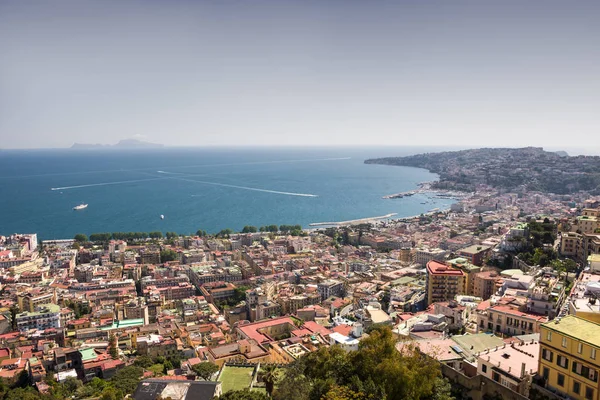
<box><xmin>71</xmin><ymin>139</ymin><xmax>164</xmax><ymax>149</ymax></box>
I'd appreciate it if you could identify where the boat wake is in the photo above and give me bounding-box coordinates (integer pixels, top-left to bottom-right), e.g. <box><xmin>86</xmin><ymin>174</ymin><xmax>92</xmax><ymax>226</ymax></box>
<box><xmin>51</xmin><ymin>178</ymin><xmax>164</xmax><ymax>191</ymax></box>
<box><xmin>169</xmin><ymin>176</ymin><xmax>318</xmax><ymax>197</ymax></box>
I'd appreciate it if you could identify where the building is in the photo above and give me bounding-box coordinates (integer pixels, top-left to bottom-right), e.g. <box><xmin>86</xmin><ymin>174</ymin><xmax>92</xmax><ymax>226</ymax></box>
<box><xmin>457</xmin><ymin>245</ymin><xmax>492</xmax><ymax>267</ymax></box>
<box><xmin>476</xmin><ymin>303</ymin><xmax>548</xmax><ymax>336</ymax></box>
<box><xmin>317</xmin><ymin>280</ymin><xmax>344</xmax><ymax>301</ymax></box>
<box><xmin>476</xmin><ymin>339</ymin><xmax>538</xmax><ymax>397</ymax></box>
<box><xmin>17</xmin><ymin>291</ymin><xmax>56</xmax><ymax>312</ymax></box>
<box><xmin>199</xmin><ymin>282</ymin><xmax>236</xmax><ymax>304</ymax></box>
<box><xmin>329</xmin><ymin>332</ymin><xmax>359</xmax><ymax>352</ymax></box>
<box><xmin>447</xmin><ymin>257</ymin><xmax>481</xmax><ymax>296</ymax></box>
<box><xmin>132</xmin><ymin>379</ymin><xmax>221</xmax><ymax>400</ymax></box>
<box><xmin>15</xmin><ymin>303</ymin><xmax>61</xmax><ymax>332</ymax></box>
<box><xmin>575</xmin><ymin>210</ymin><xmax>600</xmax><ymax>234</ymax></box>
<box><xmin>414</xmin><ymin>248</ymin><xmax>448</xmax><ymax>267</ymax></box>
<box><xmin>426</xmin><ymin>260</ymin><xmax>466</xmax><ymax>305</ymax></box>
<box><xmin>473</xmin><ymin>270</ymin><xmax>503</xmax><ymax>300</ymax></box>
<box><xmin>539</xmin><ymin>316</ymin><xmax>600</xmax><ymax>400</ymax></box>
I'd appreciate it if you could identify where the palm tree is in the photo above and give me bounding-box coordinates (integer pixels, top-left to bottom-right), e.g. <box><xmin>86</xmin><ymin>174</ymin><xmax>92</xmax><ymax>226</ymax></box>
<box><xmin>258</xmin><ymin>364</ymin><xmax>278</xmax><ymax>397</ymax></box>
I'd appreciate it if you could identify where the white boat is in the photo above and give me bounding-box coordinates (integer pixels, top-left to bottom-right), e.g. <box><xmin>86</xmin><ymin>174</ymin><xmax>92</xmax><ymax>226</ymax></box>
<box><xmin>160</xmin><ymin>214</ymin><xmax>165</xmax><ymax>219</ymax></box>
<box><xmin>73</xmin><ymin>204</ymin><xmax>88</xmax><ymax>210</ymax></box>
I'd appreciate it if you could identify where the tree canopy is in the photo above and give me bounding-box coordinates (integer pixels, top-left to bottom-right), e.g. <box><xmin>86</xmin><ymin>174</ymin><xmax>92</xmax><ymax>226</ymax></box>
<box><xmin>191</xmin><ymin>362</ymin><xmax>220</xmax><ymax>381</ymax></box>
<box><xmin>273</xmin><ymin>326</ymin><xmax>452</xmax><ymax>400</ymax></box>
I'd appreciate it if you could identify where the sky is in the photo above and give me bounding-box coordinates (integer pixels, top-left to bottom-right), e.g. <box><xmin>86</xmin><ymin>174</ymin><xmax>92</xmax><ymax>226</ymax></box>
<box><xmin>1</xmin><ymin>1</ymin><xmax>599</xmax><ymax>150</ymax></box>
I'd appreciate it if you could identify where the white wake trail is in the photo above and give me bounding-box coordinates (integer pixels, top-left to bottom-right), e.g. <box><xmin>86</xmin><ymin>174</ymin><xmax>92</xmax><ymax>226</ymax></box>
<box><xmin>51</xmin><ymin>178</ymin><xmax>164</xmax><ymax>191</ymax></box>
<box><xmin>168</xmin><ymin>177</ymin><xmax>318</xmax><ymax>197</ymax></box>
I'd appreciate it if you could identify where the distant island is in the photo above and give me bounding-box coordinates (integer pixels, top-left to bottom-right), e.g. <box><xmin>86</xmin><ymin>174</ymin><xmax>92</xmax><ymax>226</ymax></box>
<box><xmin>71</xmin><ymin>138</ymin><xmax>164</xmax><ymax>149</ymax></box>
<box><xmin>365</xmin><ymin>147</ymin><xmax>600</xmax><ymax>195</ymax></box>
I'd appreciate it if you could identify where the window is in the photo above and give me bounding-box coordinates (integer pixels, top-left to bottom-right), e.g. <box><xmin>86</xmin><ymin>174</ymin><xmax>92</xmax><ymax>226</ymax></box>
<box><xmin>482</xmin><ymin>364</ymin><xmax>487</xmax><ymax>373</ymax></box>
<box><xmin>579</xmin><ymin>343</ymin><xmax>583</xmax><ymax>354</ymax></box>
<box><xmin>562</xmin><ymin>337</ymin><xmax>568</xmax><ymax>348</ymax></box>
<box><xmin>557</xmin><ymin>355</ymin><xmax>569</xmax><ymax>369</ymax></box>
<box><xmin>592</xmin><ymin>348</ymin><xmax>597</xmax><ymax>360</ymax></box>
<box><xmin>572</xmin><ymin>362</ymin><xmax>599</xmax><ymax>382</ymax></box>
<box><xmin>557</xmin><ymin>374</ymin><xmax>565</xmax><ymax>387</ymax></box>
<box><xmin>492</xmin><ymin>372</ymin><xmax>500</xmax><ymax>382</ymax></box>
<box><xmin>574</xmin><ymin>381</ymin><xmax>581</xmax><ymax>394</ymax></box>
<box><xmin>586</xmin><ymin>386</ymin><xmax>594</xmax><ymax>400</ymax></box>
<box><xmin>547</xmin><ymin>331</ymin><xmax>552</xmax><ymax>341</ymax></box>
<box><xmin>542</xmin><ymin>348</ymin><xmax>554</xmax><ymax>362</ymax></box>
<box><xmin>543</xmin><ymin>367</ymin><xmax>549</xmax><ymax>380</ymax></box>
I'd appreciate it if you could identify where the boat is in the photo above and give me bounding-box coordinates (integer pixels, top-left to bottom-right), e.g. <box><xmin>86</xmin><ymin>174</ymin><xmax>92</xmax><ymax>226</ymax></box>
<box><xmin>73</xmin><ymin>204</ymin><xmax>88</xmax><ymax>210</ymax></box>
<box><xmin>160</xmin><ymin>215</ymin><xmax>165</xmax><ymax>220</ymax></box>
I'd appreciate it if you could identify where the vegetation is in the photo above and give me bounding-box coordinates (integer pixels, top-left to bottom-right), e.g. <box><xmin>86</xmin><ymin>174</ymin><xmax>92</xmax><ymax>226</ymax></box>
<box><xmin>87</xmin><ymin>231</ymin><xmax>164</xmax><ymax>243</ymax></box>
<box><xmin>273</xmin><ymin>326</ymin><xmax>452</xmax><ymax>400</ymax></box>
<box><xmin>0</xmin><ymin>365</ymin><xmax>145</xmax><ymax>400</ymax></box>
<box><xmin>108</xmin><ymin>333</ymin><xmax>119</xmax><ymax>359</ymax></box>
<box><xmin>64</xmin><ymin>300</ymin><xmax>92</xmax><ymax>318</ymax></box>
<box><xmin>192</xmin><ymin>362</ymin><xmax>220</xmax><ymax>381</ymax></box>
<box><xmin>216</xmin><ymin>390</ymin><xmax>269</xmax><ymax>400</ymax></box>
<box><xmin>73</xmin><ymin>233</ymin><xmax>88</xmax><ymax>243</ymax></box>
<box><xmin>258</xmin><ymin>364</ymin><xmax>279</xmax><ymax>397</ymax></box>
<box><xmin>159</xmin><ymin>248</ymin><xmax>178</xmax><ymax>262</ymax></box>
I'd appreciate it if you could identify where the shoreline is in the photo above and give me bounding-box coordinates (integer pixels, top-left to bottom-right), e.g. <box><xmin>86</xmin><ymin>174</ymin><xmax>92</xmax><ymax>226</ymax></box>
<box><xmin>382</xmin><ymin>181</ymin><xmax>471</xmax><ymax>200</ymax></box>
<box><xmin>309</xmin><ymin>213</ymin><xmax>398</xmax><ymax>227</ymax></box>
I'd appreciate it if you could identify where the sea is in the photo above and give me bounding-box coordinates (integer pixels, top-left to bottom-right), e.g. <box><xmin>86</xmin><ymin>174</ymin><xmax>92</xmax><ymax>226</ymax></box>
<box><xmin>0</xmin><ymin>146</ymin><xmax>460</xmax><ymax>240</ymax></box>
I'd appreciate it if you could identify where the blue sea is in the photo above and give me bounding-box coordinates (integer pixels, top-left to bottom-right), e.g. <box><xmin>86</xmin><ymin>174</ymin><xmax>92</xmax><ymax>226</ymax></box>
<box><xmin>0</xmin><ymin>146</ymin><xmax>458</xmax><ymax>240</ymax></box>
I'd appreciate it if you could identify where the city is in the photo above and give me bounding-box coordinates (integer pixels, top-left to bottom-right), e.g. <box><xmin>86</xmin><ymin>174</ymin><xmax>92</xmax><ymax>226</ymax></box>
<box><xmin>1</xmin><ymin>184</ymin><xmax>600</xmax><ymax>399</ymax></box>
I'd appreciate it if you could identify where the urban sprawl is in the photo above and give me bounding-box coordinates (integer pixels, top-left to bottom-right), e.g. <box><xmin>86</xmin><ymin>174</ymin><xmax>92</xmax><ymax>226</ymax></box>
<box><xmin>3</xmin><ymin>185</ymin><xmax>600</xmax><ymax>399</ymax></box>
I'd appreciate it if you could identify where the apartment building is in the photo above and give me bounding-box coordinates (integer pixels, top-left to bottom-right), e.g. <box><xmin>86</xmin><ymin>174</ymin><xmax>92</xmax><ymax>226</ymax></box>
<box><xmin>414</xmin><ymin>248</ymin><xmax>448</xmax><ymax>267</ymax></box>
<box><xmin>15</xmin><ymin>303</ymin><xmax>61</xmax><ymax>332</ymax></box>
<box><xmin>540</xmin><ymin>316</ymin><xmax>600</xmax><ymax>400</ymax></box>
<box><xmin>17</xmin><ymin>291</ymin><xmax>56</xmax><ymax>312</ymax></box>
<box><xmin>473</xmin><ymin>270</ymin><xmax>503</xmax><ymax>300</ymax></box>
<box><xmin>476</xmin><ymin>303</ymin><xmax>548</xmax><ymax>336</ymax></box>
<box><xmin>457</xmin><ymin>244</ymin><xmax>492</xmax><ymax>267</ymax></box>
<box><xmin>426</xmin><ymin>260</ymin><xmax>466</xmax><ymax>305</ymax></box>
<box><xmin>317</xmin><ymin>280</ymin><xmax>344</xmax><ymax>301</ymax></box>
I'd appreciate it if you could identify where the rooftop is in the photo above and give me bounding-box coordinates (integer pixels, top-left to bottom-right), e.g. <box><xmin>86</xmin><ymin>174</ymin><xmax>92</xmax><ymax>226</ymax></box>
<box><xmin>544</xmin><ymin>316</ymin><xmax>600</xmax><ymax>348</ymax></box>
<box><xmin>458</xmin><ymin>245</ymin><xmax>492</xmax><ymax>255</ymax></box>
<box><xmin>426</xmin><ymin>260</ymin><xmax>464</xmax><ymax>276</ymax></box>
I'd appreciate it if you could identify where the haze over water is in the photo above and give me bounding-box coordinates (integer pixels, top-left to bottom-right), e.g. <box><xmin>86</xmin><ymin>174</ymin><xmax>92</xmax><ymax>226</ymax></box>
<box><xmin>0</xmin><ymin>147</ymin><xmax>458</xmax><ymax>240</ymax></box>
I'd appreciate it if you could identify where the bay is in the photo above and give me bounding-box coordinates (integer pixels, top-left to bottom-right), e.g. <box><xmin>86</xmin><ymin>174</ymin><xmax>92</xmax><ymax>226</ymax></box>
<box><xmin>0</xmin><ymin>146</ymin><xmax>457</xmax><ymax>240</ymax></box>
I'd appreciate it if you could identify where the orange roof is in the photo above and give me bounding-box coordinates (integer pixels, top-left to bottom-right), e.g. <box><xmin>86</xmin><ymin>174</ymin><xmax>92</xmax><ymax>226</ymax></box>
<box><xmin>238</xmin><ymin>317</ymin><xmax>295</xmax><ymax>344</ymax></box>
<box><xmin>427</xmin><ymin>260</ymin><xmax>464</xmax><ymax>276</ymax></box>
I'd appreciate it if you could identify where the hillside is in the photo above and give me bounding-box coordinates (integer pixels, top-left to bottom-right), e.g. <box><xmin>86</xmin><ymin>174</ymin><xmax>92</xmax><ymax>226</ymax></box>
<box><xmin>365</xmin><ymin>147</ymin><xmax>600</xmax><ymax>194</ymax></box>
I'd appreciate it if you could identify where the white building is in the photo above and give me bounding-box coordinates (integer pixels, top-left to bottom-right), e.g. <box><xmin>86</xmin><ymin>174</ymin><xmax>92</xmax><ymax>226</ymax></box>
<box><xmin>15</xmin><ymin>303</ymin><xmax>61</xmax><ymax>332</ymax></box>
<box><xmin>329</xmin><ymin>332</ymin><xmax>359</xmax><ymax>352</ymax></box>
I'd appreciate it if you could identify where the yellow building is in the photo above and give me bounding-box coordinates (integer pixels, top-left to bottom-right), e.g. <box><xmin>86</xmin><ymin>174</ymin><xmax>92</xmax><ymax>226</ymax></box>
<box><xmin>540</xmin><ymin>316</ymin><xmax>600</xmax><ymax>399</ymax></box>
<box><xmin>426</xmin><ymin>260</ymin><xmax>466</xmax><ymax>305</ymax></box>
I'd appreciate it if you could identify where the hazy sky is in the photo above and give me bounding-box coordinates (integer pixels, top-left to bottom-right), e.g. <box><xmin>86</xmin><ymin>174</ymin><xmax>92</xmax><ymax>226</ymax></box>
<box><xmin>1</xmin><ymin>1</ymin><xmax>599</xmax><ymax>149</ymax></box>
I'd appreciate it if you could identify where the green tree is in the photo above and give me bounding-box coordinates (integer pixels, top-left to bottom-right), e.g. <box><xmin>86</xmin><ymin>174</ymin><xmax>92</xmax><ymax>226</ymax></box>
<box><xmin>242</xmin><ymin>226</ymin><xmax>258</xmax><ymax>233</ymax></box>
<box><xmin>109</xmin><ymin>365</ymin><xmax>143</xmax><ymax>396</ymax></box>
<box><xmin>108</xmin><ymin>333</ymin><xmax>119</xmax><ymax>359</ymax></box>
<box><xmin>217</xmin><ymin>228</ymin><xmax>234</xmax><ymax>238</ymax></box>
<box><xmin>192</xmin><ymin>362</ymin><xmax>220</xmax><ymax>381</ymax></box>
<box><xmin>196</xmin><ymin>230</ymin><xmax>207</xmax><ymax>237</ymax></box>
<box><xmin>258</xmin><ymin>364</ymin><xmax>279</xmax><ymax>397</ymax></box>
<box><xmin>74</xmin><ymin>233</ymin><xmax>88</xmax><ymax>243</ymax></box>
<box><xmin>160</xmin><ymin>249</ymin><xmax>178</xmax><ymax>262</ymax></box>
<box><xmin>217</xmin><ymin>390</ymin><xmax>270</xmax><ymax>400</ymax></box>
<box><xmin>9</xmin><ymin>304</ymin><xmax>20</xmax><ymax>330</ymax></box>
<box><xmin>133</xmin><ymin>355</ymin><xmax>154</xmax><ymax>368</ymax></box>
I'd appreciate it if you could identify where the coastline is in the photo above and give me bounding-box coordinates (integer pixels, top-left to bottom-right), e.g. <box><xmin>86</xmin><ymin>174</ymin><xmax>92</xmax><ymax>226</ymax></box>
<box><xmin>309</xmin><ymin>213</ymin><xmax>398</xmax><ymax>227</ymax></box>
<box><xmin>381</xmin><ymin>181</ymin><xmax>471</xmax><ymax>200</ymax></box>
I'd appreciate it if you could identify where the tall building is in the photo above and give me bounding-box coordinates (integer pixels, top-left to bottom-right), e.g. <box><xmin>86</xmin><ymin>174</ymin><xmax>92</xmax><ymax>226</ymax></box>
<box><xmin>539</xmin><ymin>316</ymin><xmax>600</xmax><ymax>400</ymax></box>
<box><xmin>426</xmin><ymin>260</ymin><xmax>466</xmax><ymax>305</ymax></box>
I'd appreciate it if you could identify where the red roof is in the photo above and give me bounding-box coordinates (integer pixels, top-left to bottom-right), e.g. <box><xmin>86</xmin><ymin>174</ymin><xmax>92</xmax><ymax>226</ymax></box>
<box><xmin>427</xmin><ymin>260</ymin><xmax>464</xmax><ymax>276</ymax></box>
<box><xmin>238</xmin><ymin>317</ymin><xmax>295</xmax><ymax>344</ymax></box>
